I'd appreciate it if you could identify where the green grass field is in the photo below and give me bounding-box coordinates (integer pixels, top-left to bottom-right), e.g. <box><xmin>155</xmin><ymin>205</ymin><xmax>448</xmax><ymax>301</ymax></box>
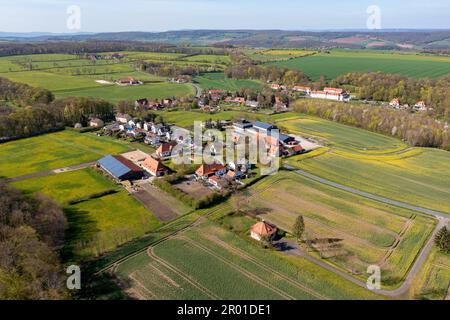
<box><xmin>12</xmin><ymin>167</ymin><xmax>161</xmax><ymax>259</ymax></box>
<box><xmin>0</xmin><ymin>130</ymin><xmax>134</xmax><ymax>179</ymax></box>
<box><xmin>194</xmin><ymin>72</ymin><xmax>262</xmax><ymax>91</ymax></box>
<box><xmin>281</xmin><ymin>116</ymin><xmax>450</xmax><ymax>213</ymax></box>
<box><xmin>278</xmin><ymin>116</ymin><xmax>407</xmax><ymax>153</ymax></box>
<box><xmin>115</xmin><ymin>220</ymin><xmax>383</xmax><ymax>300</ymax></box>
<box><xmin>246</xmin><ymin>171</ymin><xmax>435</xmax><ymax>287</ymax></box>
<box><xmin>55</xmin><ymin>82</ymin><xmax>195</xmax><ymax>102</ymax></box>
<box><xmin>0</xmin><ymin>52</ymin><xmax>226</xmax><ymax>102</ymax></box>
<box><xmin>410</xmin><ymin>248</ymin><xmax>450</xmax><ymax>300</ymax></box>
<box><xmin>269</xmin><ymin>50</ymin><xmax>450</xmax><ymax>80</ymax></box>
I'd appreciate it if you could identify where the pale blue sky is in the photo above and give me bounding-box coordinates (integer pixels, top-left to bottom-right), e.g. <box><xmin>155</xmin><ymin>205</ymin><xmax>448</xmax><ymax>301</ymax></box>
<box><xmin>0</xmin><ymin>0</ymin><xmax>449</xmax><ymax>33</ymax></box>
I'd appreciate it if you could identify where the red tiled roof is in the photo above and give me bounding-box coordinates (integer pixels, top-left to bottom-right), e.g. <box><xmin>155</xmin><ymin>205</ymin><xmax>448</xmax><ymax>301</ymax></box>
<box><xmin>157</xmin><ymin>142</ymin><xmax>176</xmax><ymax>154</ymax></box>
<box><xmin>251</xmin><ymin>221</ymin><xmax>277</xmax><ymax>237</ymax></box>
<box><xmin>143</xmin><ymin>157</ymin><xmax>168</xmax><ymax>174</ymax></box>
<box><xmin>196</xmin><ymin>163</ymin><xmax>225</xmax><ymax>177</ymax></box>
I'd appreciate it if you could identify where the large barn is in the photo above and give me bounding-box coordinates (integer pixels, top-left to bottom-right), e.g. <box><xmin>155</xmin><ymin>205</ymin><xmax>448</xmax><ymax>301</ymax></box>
<box><xmin>98</xmin><ymin>155</ymin><xmax>144</xmax><ymax>181</ymax></box>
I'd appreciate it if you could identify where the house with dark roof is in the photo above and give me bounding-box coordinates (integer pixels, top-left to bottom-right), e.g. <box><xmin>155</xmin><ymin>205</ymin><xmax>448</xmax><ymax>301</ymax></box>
<box><xmin>98</xmin><ymin>155</ymin><xmax>144</xmax><ymax>181</ymax></box>
<box><xmin>251</xmin><ymin>121</ymin><xmax>278</xmax><ymax>135</ymax></box>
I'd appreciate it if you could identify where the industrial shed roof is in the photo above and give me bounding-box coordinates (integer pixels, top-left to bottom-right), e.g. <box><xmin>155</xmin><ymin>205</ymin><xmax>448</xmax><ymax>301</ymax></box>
<box><xmin>98</xmin><ymin>155</ymin><xmax>142</xmax><ymax>180</ymax></box>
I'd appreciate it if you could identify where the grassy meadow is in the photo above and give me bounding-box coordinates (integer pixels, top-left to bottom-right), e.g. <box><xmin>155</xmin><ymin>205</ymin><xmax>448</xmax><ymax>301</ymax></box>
<box><xmin>194</xmin><ymin>72</ymin><xmax>262</xmax><ymax>91</ymax></box>
<box><xmin>0</xmin><ymin>52</ymin><xmax>228</xmax><ymax>102</ymax></box>
<box><xmin>115</xmin><ymin>220</ymin><xmax>383</xmax><ymax>300</ymax></box>
<box><xmin>0</xmin><ymin>130</ymin><xmax>135</xmax><ymax>179</ymax></box>
<box><xmin>246</xmin><ymin>171</ymin><xmax>435</xmax><ymax>287</ymax></box>
<box><xmin>269</xmin><ymin>50</ymin><xmax>450</xmax><ymax>80</ymax></box>
<box><xmin>409</xmin><ymin>248</ymin><xmax>450</xmax><ymax>300</ymax></box>
<box><xmin>12</xmin><ymin>167</ymin><xmax>161</xmax><ymax>259</ymax></box>
<box><xmin>280</xmin><ymin>116</ymin><xmax>450</xmax><ymax>213</ymax></box>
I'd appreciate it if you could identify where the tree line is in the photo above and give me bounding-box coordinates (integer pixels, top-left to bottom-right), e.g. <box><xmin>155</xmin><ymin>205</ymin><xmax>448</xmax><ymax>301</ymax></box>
<box><xmin>0</xmin><ymin>41</ymin><xmax>229</xmax><ymax>58</ymax></box>
<box><xmin>224</xmin><ymin>51</ymin><xmax>310</xmax><ymax>86</ymax></box>
<box><xmin>0</xmin><ymin>184</ymin><xmax>68</xmax><ymax>299</ymax></box>
<box><xmin>330</xmin><ymin>72</ymin><xmax>450</xmax><ymax>120</ymax></box>
<box><xmin>292</xmin><ymin>100</ymin><xmax>450</xmax><ymax>150</ymax></box>
<box><xmin>0</xmin><ymin>78</ymin><xmax>115</xmax><ymax>140</ymax></box>
<box><xmin>0</xmin><ymin>77</ymin><xmax>54</xmax><ymax>105</ymax></box>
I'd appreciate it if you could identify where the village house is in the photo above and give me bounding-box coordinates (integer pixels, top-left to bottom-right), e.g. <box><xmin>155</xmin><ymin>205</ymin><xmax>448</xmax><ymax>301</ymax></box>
<box><xmin>249</xmin><ymin>121</ymin><xmax>278</xmax><ymax>136</ymax></box>
<box><xmin>389</xmin><ymin>98</ymin><xmax>401</xmax><ymax>108</ymax></box>
<box><xmin>156</xmin><ymin>141</ymin><xmax>177</xmax><ymax>159</ymax></box>
<box><xmin>233</xmin><ymin>119</ymin><xmax>254</xmax><ymax>133</ymax></box>
<box><xmin>116</xmin><ymin>76</ymin><xmax>143</xmax><ymax>86</ymax></box>
<box><xmin>89</xmin><ymin>118</ymin><xmax>104</xmax><ymax>128</ymax></box>
<box><xmin>142</xmin><ymin>157</ymin><xmax>170</xmax><ymax>177</ymax></box>
<box><xmin>293</xmin><ymin>86</ymin><xmax>311</xmax><ymax>94</ymax></box>
<box><xmin>135</xmin><ymin>98</ymin><xmax>149</xmax><ymax>108</ymax></box>
<box><xmin>245</xmin><ymin>100</ymin><xmax>260</xmax><ymax>109</ymax></box>
<box><xmin>195</xmin><ymin>163</ymin><xmax>227</xmax><ymax>180</ymax></box>
<box><xmin>310</xmin><ymin>87</ymin><xmax>350</xmax><ymax>102</ymax></box>
<box><xmin>414</xmin><ymin>101</ymin><xmax>427</xmax><ymax>111</ymax></box>
<box><xmin>144</xmin><ymin>132</ymin><xmax>161</xmax><ymax>146</ymax></box>
<box><xmin>208</xmin><ymin>175</ymin><xmax>230</xmax><ymax>190</ymax></box>
<box><xmin>115</xmin><ymin>113</ymin><xmax>132</xmax><ymax>124</ymax></box>
<box><xmin>226</xmin><ymin>170</ymin><xmax>245</xmax><ymax>180</ymax></box>
<box><xmin>163</xmin><ymin>98</ymin><xmax>174</xmax><ymax>107</ymax></box>
<box><xmin>250</xmin><ymin>221</ymin><xmax>278</xmax><ymax>242</ymax></box>
<box><xmin>103</xmin><ymin>123</ymin><xmax>121</xmax><ymax>134</ymax></box>
<box><xmin>224</xmin><ymin>96</ymin><xmax>246</xmax><ymax>105</ymax></box>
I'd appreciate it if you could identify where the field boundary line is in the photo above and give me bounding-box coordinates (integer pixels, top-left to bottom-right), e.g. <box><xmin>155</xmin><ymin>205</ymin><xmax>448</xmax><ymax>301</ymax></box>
<box><xmin>202</xmin><ymin>234</ymin><xmax>329</xmax><ymax>300</ymax></box>
<box><xmin>178</xmin><ymin>236</ymin><xmax>295</xmax><ymax>300</ymax></box>
<box><xmin>147</xmin><ymin>245</ymin><xmax>220</xmax><ymax>300</ymax></box>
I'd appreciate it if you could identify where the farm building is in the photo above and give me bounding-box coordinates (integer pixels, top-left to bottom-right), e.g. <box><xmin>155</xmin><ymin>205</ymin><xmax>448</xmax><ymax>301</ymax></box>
<box><xmin>116</xmin><ymin>76</ymin><xmax>143</xmax><ymax>86</ymax></box>
<box><xmin>142</xmin><ymin>157</ymin><xmax>170</xmax><ymax>177</ymax></box>
<box><xmin>250</xmin><ymin>221</ymin><xmax>278</xmax><ymax>242</ymax></box>
<box><xmin>98</xmin><ymin>155</ymin><xmax>144</xmax><ymax>181</ymax></box>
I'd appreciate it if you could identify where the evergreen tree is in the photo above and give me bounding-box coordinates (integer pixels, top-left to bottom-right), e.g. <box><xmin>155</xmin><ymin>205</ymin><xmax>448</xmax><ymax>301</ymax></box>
<box><xmin>293</xmin><ymin>215</ymin><xmax>305</xmax><ymax>243</ymax></box>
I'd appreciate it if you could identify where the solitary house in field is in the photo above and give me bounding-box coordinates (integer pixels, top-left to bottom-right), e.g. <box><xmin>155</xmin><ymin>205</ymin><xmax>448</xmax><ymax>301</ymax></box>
<box><xmin>98</xmin><ymin>155</ymin><xmax>144</xmax><ymax>181</ymax></box>
<box><xmin>250</xmin><ymin>221</ymin><xmax>278</xmax><ymax>242</ymax></box>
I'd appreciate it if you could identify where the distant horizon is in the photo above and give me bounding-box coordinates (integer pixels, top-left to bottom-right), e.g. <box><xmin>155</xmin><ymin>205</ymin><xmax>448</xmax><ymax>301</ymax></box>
<box><xmin>2</xmin><ymin>28</ymin><xmax>450</xmax><ymax>36</ymax></box>
<box><xmin>0</xmin><ymin>0</ymin><xmax>449</xmax><ymax>33</ymax></box>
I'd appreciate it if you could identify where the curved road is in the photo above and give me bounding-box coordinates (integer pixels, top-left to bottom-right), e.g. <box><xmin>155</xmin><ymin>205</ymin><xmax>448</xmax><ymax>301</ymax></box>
<box><xmin>282</xmin><ymin>165</ymin><xmax>449</xmax><ymax>297</ymax></box>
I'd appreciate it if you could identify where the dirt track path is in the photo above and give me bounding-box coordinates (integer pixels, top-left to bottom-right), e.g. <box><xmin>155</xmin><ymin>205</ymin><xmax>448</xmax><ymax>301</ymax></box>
<box><xmin>4</xmin><ymin>161</ymin><xmax>96</xmax><ymax>183</ymax></box>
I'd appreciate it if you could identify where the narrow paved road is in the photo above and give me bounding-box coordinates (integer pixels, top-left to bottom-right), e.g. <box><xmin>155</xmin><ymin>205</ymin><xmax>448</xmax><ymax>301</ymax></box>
<box><xmin>277</xmin><ymin>218</ymin><xmax>447</xmax><ymax>297</ymax></box>
<box><xmin>281</xmin><ymin>164</ymin><xmax>449</xmax><ymax>297</ymax></box>
<box><xmin>4</xmin><ymin>161</ymin><xmax>96</xmax><ymax>183</ymax></box>
<box><xmin>191</xmin><ymin>83</ymin><xmax>202</xmax><ymax>98</ymax></box>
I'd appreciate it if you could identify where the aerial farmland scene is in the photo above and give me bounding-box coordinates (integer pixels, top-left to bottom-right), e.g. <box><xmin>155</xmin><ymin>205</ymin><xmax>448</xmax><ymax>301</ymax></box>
<box><xmin>0</xmin><ymin>0</ymin><xmax>449</xmax><ymax>311</ymax></box>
